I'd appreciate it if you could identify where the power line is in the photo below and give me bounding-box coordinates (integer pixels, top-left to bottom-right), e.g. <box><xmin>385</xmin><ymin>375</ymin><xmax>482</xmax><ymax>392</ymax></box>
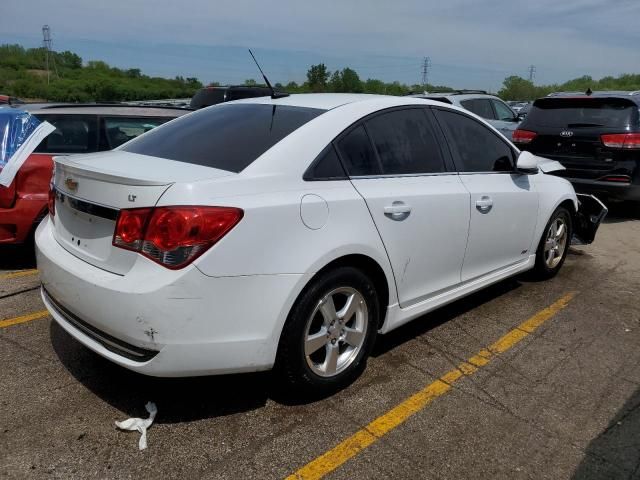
<box><xmin>528</xmin><ymin>65</ymin><xmax>536</xmax><ymax>83</ymax></box>
<box><xmin>421</xmin><ymin>56</ymin><xmax>431</xmax><ymax>88</ymax></box>
<box><xmin>42</xmin><ymin>25</ymin><xmax>58</xmax><ymax>84</ymax></box>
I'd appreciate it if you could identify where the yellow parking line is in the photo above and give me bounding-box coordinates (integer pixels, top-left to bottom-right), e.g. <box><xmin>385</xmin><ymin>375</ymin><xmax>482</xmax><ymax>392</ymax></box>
<box><xmin>286</xmin><ymin>291</ymin><xmax>576</xmax><ymax>480</ymax></box>
<box><xmin>0</xmin><ymin>269</ymin><xmax>38</xmax><ymax>280</ymax></box>
<box><xmin>0</xmin><ymin>310</ymin><xmax>49</xmax><ymax>328</ymax></box>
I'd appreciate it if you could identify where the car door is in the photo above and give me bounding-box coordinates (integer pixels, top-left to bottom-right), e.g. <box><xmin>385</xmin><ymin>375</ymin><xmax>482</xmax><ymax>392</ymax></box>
<box><xmin>335</xmin><ymin>107</ymin><xmax>470</xmax><ymax>308</ymax></box>
<box><xmin>490</xmin><ymin>99</ymin><xmax>519</xmax><ymax>140</ymax></box>
<box><xmin>433</xmin><ymin>108</ymin><xmax>539</xmax><ymax>282</ymax></box>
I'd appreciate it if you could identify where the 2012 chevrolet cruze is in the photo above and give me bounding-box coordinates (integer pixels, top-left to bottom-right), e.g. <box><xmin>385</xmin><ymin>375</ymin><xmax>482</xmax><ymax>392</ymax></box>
<box><xmin>36</xmin><ymin>94</ymin><xmax>606</xmax><ymax>394</ymax></box>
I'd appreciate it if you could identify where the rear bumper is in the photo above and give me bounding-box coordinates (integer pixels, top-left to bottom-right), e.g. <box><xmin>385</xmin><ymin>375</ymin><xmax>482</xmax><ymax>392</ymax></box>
<box><xmin>572</xmin><ymin>194</ymin><xmax>608</xmax><ymax>245</ymax></box>
<box><xmin>0</xmin><ymin>196</ymin><xmax>47</xmax><ymax>244</ymax></box>
<box><xmin>35</xmin><ymin>217</ymin><xmax>303</xmax><ymax>376</ymax></box>
<box><xmin>566</xmin><ymin>177</ymin><xmax>640</xmax><ymax>202</ymax></box>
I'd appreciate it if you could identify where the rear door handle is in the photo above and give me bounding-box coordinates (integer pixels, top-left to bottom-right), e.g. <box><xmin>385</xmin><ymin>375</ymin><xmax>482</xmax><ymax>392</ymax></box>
<box><xmin>384</xmin><ymin>201</ymin><xmax>412</xmax><ymax>221</ymax></box>
<box><xmin>475</xmin><ymin>196</ymin><xmax>493</xmax><ymax>214</ymax></box>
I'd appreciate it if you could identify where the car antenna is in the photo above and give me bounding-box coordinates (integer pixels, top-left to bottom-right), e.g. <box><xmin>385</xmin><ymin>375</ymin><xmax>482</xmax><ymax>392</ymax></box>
<box><xmin>248</xmin><ymin>49</ymin><xmax>289</xmax><ymax>99</ymax></box>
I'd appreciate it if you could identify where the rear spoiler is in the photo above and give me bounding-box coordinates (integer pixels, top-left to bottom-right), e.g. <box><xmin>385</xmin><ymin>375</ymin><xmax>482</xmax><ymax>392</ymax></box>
<box><xmin>572</xmin><ymin>194</ymin><xmax>608</xmax><ymax>245</ymax></box>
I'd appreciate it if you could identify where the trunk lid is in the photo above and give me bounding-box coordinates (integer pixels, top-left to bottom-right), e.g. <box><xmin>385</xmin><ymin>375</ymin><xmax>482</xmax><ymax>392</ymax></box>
<box><xmin>52</xmin><ymin>151</ymin><xmax>233</xmax><ymax>274</ymax></box>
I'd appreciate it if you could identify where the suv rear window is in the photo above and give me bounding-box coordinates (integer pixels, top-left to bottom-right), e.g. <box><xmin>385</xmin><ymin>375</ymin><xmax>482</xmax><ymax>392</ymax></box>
<box><xmin>33</xmin><ymin>114</ymin><xmax>98</xmax><ymax>153</ymax></box>
<box><xmin>121</xmin><ymin>103</ymin><xmax>325</xmax><ymax>172</ymax></box>
<box><xmin>526</xmin><ymin>97</ymin><xmax>639</xmax><ymax>128</ymax></box>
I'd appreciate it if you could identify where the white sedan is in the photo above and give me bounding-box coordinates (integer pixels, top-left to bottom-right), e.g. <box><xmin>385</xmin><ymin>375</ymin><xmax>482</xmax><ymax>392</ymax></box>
<box><xmin>35</xmin><ymin>94</ymin><xmax>605</xmax><ymax>394</ymax></box>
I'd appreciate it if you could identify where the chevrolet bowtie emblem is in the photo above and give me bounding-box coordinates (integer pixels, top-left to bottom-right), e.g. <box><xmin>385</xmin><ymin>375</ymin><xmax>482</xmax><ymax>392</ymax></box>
<box><xmin>65</xmin><ymin>177</ymin><xmax>78</xmax><ymax>192</ymax></box>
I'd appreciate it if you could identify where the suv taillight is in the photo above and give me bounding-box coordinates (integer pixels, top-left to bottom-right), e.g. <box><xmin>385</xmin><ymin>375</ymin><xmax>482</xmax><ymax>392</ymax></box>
<box><xmin>600</xmin><ymin>133</ymin><xmax>640</xmax><ymax>149</ymax></box>
<box><xmin>0</xmin><ymin>182</ymin><xmax>16</xmax><ymax>208</ymax></box>
<box><xmin>513</xmin><ymin>129</ymin><xmax>537</xmax><ymax>144</ymax></box>
<box><xmin>113</xmin><ymin>206</ymin><xmax>243</xmax><ymax>269</ymax></box>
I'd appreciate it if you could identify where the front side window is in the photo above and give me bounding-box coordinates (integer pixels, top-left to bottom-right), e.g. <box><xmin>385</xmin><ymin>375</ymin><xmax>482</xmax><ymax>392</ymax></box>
<box><xmin>336</xmin><ymin>124</ymin><xmax>380</xmax><ymax>176</ymax></box>
<box><xmin>103</xmin><ymin>117</ymin><xmax>170</xmax><ymax>149</ymax></box>
<box><xmin>365</xmin><ymin>109</ymin><xmax>445</xmax><ymax>174</ymax></box>
<box><xmin>492</xmin><ymin>100</ymin><xmax>516</xmax><ymax>121</ymax></box>
<box><xmin>121</xmin><ymin>104</ymin><xmax>325</xmax><ymax>172</ymax></box>
<box><xmin>33</xmin><ymin>114</ymin><xmax>98</xmax><ymax>153</ymax></box>
<box><xmin>460</xmin><ymin>99</ymin><xmax>495</xmax><ymax>120</ymax></box>
<box><xmin>436</xmin><ymin>109</ymin><xmax>514</xmax><ymax>172</ymax></box>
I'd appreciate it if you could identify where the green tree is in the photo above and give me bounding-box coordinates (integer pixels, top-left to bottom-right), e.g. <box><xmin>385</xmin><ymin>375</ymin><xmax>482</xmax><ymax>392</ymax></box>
<box><xmin>306</xmin><ymin>63</ymin><xmax>330</xmax><ymax>92</ymax></box>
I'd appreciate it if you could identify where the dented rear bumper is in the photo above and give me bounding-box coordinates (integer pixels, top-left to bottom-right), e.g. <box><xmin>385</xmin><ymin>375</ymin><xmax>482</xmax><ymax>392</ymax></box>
<box><xmin>572</xmin><ymin>194</ymin><xmax>608</xmax><ymax>245</ymax></box>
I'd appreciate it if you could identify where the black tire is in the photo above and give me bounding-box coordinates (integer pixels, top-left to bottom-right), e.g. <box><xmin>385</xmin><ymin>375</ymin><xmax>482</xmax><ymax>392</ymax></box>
<box><xmin>532</xmin><ymin>206</ymin><xmax>572</xmax><ymax>280</ymax></box>
<box><xmin>275</xmin><ymin>266</ymin><xmax>379</xmax><ymax>396</ymax></box>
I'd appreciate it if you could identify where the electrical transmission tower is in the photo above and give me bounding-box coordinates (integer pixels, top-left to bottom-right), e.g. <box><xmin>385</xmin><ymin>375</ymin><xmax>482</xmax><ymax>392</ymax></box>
<box><xmin>528</xmin><ymin>65</ymin><xmax>536</xmax><ymax>83</ymax></box>
<box><xmin>421</xmin><ymin>57</ymin><xmax>431</xmax><ymax>89</ymax></box>
<box><xmin>42</xmin><ymin>25</ymin><xmax>58</xmax><ymax>84</ymax></box>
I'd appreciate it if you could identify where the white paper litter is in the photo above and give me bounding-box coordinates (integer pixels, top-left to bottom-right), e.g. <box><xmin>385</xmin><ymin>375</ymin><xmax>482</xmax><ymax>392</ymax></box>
<box><xmin>115</xmin><ymin>401</ymin><xmax>157</xmax><ymax>450</ymax></box>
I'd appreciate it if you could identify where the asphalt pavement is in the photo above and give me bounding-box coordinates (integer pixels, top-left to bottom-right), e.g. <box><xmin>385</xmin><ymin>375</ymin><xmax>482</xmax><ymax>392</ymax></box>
<box><xmin>1</xmin><ymin>203</ymin><xmax>639</xmax><ymax>479</ymax></box>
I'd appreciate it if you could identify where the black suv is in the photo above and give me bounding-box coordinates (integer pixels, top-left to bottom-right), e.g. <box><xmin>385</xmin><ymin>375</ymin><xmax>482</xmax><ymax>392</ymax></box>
<box><xmin>513</xmin><ymin>91</ymin><xmax>640</xmax><ymax>202</ymax></box>
<box><xmin>190</xmin><ymin>85</ymin><xmax>276</xmax><ymax>109</ymax></box>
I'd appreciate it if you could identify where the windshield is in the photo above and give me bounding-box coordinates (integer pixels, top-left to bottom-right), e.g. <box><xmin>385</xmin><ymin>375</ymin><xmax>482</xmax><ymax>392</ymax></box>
<box><xmin>527</xmin><ymin>97</ymin><xmax>638</xmax><ymax>128</ymax></box>
<box><xmin>120</xmin><ymin>103</ymin><xmax>325</xmax><ymax>172</ymax></box>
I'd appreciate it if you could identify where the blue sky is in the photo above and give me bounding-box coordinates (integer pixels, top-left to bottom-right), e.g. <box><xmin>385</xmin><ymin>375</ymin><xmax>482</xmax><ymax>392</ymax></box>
<box><xmin>1</xmin><ymin>0</ymin><xmax>638</xmax><ymax>91</ymax></box>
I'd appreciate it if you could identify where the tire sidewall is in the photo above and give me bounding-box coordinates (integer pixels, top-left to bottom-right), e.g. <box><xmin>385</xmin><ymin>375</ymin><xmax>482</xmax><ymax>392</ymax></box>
<box><xmin>535</xmin><ymin>206</ymin><xmax>572</xmax><ymax>277</ymax></box>
<box><xmin>276</xmin><ymin>266</ymin><xmax>379</xmax><ymax>394</ymax></box>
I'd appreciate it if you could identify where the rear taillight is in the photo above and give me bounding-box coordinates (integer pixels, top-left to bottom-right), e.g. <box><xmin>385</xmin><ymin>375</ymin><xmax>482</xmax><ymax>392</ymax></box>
<box><xmin>600</xmin><ymin>133</ymin><xmax>640</xmax><ymax>149</ymax></box>
<box><xmin>0</xmin><ymin>182</ymin><xmax>16</xmax><ymax>209</ymax></box>
<box><xmin>513</xmin><ymin>129</ymin><xmax>537</xmax><ymax>144</ymax></box>
<box><xmin>598</xmin><ymin>175</ymin><xmax>632</xmax><ymax>183</ymax></box>
<box><xmin>113</xmin><ymin>206</ymin><xmax>243</xmax><ymax>269</ymax></box>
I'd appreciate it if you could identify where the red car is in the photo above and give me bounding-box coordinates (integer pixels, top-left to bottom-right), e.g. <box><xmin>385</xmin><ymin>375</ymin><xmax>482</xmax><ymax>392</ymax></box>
<box><xmin>0</xmin><ymin>105</ymin><xmax>188</xmax><ymax>244</ymax></box>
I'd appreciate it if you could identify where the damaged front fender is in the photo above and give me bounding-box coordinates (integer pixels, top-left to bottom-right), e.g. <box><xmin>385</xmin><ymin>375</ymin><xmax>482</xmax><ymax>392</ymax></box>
<box><xmin>572</xmin><ymin>194</ymin><xmax>608</xmax><ymax>245</ymax></box>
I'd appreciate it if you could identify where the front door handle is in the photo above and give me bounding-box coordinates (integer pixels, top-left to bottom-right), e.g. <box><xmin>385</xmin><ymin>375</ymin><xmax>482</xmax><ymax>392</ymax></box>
<box><xmin>384</xmin><ymin>201</ymin><xmax>412</xmax><ymax>221</ymax></box>
<box><xmin>475</xmin><ymin>196</ymin><xmax>493</xmax><ymax>214</ymax></box>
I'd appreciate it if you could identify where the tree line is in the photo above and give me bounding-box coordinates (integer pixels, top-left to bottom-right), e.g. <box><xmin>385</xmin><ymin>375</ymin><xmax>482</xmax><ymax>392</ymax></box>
<box><xmin>0</xmin><ymin>44</ymin><xmax>202</xmax><ymax>102</ymax></box>
<box><xmin>2</xmin><ymin>44</ymin><xmax>639</xmax><ymax>103</ymax></box>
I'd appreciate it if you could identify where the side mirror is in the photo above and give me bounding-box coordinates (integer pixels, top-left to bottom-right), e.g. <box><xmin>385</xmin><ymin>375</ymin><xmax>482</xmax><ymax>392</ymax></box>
<box><xmin>516</xmin><ymin>151</ymin><xmax>538</xmax><ymax>174</ymax></box>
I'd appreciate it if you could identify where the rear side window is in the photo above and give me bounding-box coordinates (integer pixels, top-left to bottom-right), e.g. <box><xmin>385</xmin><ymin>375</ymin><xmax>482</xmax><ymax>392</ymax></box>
<box><xmin>121</xmin><ymin>104</ymin><xmax>325</xmax><ymax>173</ymax></box>
<box><xmin>365</xmin><ymin>109</ymin><xmax>445</xmax><ymax>174</ymax></box>
<box><xmin>435</xmin><ymin>109</ymin><xmax>514</xmax><ymax>172</ymax></box>
<box><xmin>103</xmin><ymin>117</ymin><xmax>170</xmax><ymax>149</ymax></box>
<box><xmin>33</xmin><ymin>115</ymin><xmax>98</xmax><ymax>153</ymax></box>
<box><xmin>460</xmin><ymin>99</ymin><xmax>495</xmax><ymax>120</ymax></box>
<box><xmin>336</xmin><ymin>125</ymin><xmax>380</xmax><ymax>176</ymax></box>
<box><xmin>492</xmin><ymin>100</ymin><xmax>515</xmax><ymax>121</ymax></box>
<box><xmin>303</xmin><ymin>144</ymin><xmax>347</xmax><ymax>181</ymax></box>
<box><xmin>526</xmin><ymin>97</ymin><xmax>639</xmax><ymax>128</ymax></box>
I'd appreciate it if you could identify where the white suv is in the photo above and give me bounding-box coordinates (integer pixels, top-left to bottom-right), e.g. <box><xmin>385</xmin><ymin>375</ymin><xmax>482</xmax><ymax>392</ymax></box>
<box><xmin>409</xmin><ymin>90</ymin><xmax>521</xmax><ymax>140</ymax></box>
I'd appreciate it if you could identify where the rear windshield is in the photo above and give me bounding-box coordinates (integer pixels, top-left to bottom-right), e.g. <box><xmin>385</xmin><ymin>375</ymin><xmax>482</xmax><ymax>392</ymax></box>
<box><xmin>527</xmin><ymin>97</ymin><xmax>639</xmax><ymax>128</ymax></box>
<box><xmin>120</xmin><ymin>103</ymin><xmax>325</xmax><ymax>172</ymax></box>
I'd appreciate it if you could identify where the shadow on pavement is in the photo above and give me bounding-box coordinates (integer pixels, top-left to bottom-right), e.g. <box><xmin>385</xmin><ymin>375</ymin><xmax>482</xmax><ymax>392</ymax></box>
<box><xmin>0</xmin><ymin>244</ymin><xmax>36</xmax><ymax>270</ymax></box>
<box><xmin>602</xmin><ymin>201</ymin><xmax>640</xmax><ymax>224</ymax></box>
<box><xmin>571</xmin><ymin>386</ymin><xmax>640</xmax><ymax>479</ymax></box>
<box><xmin>50</xmin><ymin>277</ymin><xmax>522</xmax><ymax>422</ymax></box>
<box><xmin>50</xmin><ymin>322</ymin><xmax>272</xmax><ymax>423</ymax></box>
<box><xmin>373</xmin><ymin>278</ymin><xmax>521</xmax><ymax>358</ymax></box>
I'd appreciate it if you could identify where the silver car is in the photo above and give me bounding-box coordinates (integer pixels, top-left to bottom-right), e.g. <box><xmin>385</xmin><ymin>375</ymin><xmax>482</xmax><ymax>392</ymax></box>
<box><xmin>408</xmin><ymin>90</ymin><xmax>521</xmax><ymax>140</ymax></box>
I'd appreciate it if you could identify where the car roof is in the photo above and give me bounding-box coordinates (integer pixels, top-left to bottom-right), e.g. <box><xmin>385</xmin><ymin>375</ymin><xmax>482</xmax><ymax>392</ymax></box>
<box><xmin>543</xmin><ymin>91</ymin><xmax>640</xmax><ymax>106</ymax></box>
<box><xmin>230</xmin><ymin>93</ymin><xmax>443</xmax><ymax>111</ymax></box>
<box><xmin>24</xmin><ymin>104</ymin><xmax>190</xmax><ymax>116</ymax></box>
